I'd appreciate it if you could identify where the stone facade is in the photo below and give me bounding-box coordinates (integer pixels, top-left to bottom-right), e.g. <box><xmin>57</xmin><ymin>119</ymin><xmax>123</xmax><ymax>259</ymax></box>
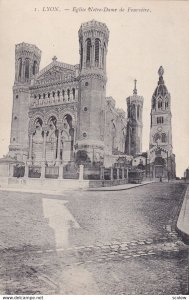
<box><xmin>8</xmin><ymin>20</ymin><xmax>129</xmax><ymax>170</ymax></box>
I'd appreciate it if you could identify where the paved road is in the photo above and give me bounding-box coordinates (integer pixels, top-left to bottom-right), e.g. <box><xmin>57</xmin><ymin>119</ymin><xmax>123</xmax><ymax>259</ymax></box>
<box><xmin>0</xmin><ymin>182</ymin><xmax>188</xmax><ymax>294</ymax></box>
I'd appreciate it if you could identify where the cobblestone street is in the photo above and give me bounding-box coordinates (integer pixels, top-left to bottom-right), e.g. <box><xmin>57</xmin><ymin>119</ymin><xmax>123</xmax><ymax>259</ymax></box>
<box><xmin>0</xmin><ymin>182</ymin><xmax>188</xmax><ymax>294</ymax></box>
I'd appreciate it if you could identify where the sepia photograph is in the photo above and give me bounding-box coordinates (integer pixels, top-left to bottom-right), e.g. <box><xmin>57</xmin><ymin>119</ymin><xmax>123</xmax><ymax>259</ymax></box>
<box><xmin>0</xmin><ymin>0</ymin><xmax>189</xmax><ymax>297</ymax></box>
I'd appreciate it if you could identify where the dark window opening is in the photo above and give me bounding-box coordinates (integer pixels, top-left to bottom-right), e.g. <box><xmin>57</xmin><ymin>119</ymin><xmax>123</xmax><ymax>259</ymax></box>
<box><xmin>25</xmin><ymin>59</ymin><xmax>30</xmax><ymax>79</ymax></box>
<box><xmin>95</xmin><ymin>38</ymin><xmax>100</xmax><ymax>63</ymax></box>
<box><xmin>72</xmin><ymin>88</ymin><xmax>75</xmax><ymax>99</ymax></box>
<box><xmin>33</xmin><ymin>61</ymin><xmax>37</xmax><ymax>75</ymax></box>
<box><xmin>18</xmin><ymin>58</ymin><xmax>22</xmax><ymax>78</ymax></box>
<box><xmin>86</xmin><ymin>38</ymin><xmax>91</xmax><ymax>63</ymax></box>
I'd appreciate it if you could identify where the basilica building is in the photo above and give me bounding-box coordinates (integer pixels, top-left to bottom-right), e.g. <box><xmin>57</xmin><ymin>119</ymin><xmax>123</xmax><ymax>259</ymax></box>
<box><xmin>8</xmin><ymin>20</ymin><xmax>128</xmax><ymax>178</ymax></box>
<box><xmin>5</xmin><ymin>20</ymin><xmax>175</xmax><ymax>180</ymax></box>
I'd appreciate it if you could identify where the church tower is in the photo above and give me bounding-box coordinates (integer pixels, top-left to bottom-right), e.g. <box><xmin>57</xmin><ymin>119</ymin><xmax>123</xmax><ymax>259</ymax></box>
<box><xmin>125</xmin><ymin>80</ymin><xmax>144</xmax><ymax>156</ymax></box>
<box><xmin>9</xmin><ymin>42</ymin><xmax>41</xmax><ymax>161</ymax></box>
<box><xmin>148</xmin><ymin>66</ymin><xmax>176</xmax><ymax>179</ymax></box>
<box><xmin>76</xmin><ymin>20</ymin><xmax>109</xmax><ymax>164</ymax></box>
<box><xmin>149</xmin><ymin>66</ymin><xmax>172</xmax><ymax>153</ymax></box>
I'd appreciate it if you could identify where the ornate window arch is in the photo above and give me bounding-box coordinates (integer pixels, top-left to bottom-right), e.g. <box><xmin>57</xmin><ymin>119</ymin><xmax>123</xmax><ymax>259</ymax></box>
<box><xmin>18</xmin><ymin>58</ymin><xmax>22</xmax><ymax>78</ymax></box>
<box><xmin>80</xmin><ymin>42</ymin><xmax>83</xmax><ymax>67</ymax></box>
<box><xmin>25</xmin><ymin>58</ymin><xmax>30</xmax><ymax>79</ymax></box>
<box><xmin>95</xmin><ymin>38</ymin><xmax>100</xmax><ymax>64</ymax></box>
<box><xmin>72</xmin><ymin>88</ymin><xmax>75</xmax><ymax>100</ymax></box>
<box><xmin>33</xmin><ymin>61</ymin><xmax>37</xmax><ymax>75</ymax></box>
<box><xmin>153</xmin><ymin>133</ymin><xmax>161</xmax><ymax>143</ymax></box>
<box><xmin>137</xmin><ymin>105</ymin><xmax>140</xmax><ymax>119</ymax></box>
<box><xmin>86</xmin><ymin>38</ymin><xmax>91</xmax><ymax>64</ymax></box>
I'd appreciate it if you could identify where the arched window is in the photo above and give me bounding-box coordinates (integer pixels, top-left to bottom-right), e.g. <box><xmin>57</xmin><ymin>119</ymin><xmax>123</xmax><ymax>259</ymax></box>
<box><xmin>57</xmin><ymin>90</ymin><xmax>60</xmax><ymax>97</ymax></box>
<box><xmin>72</xmin><ymin>88</ymin><xmax>75</xmax><ymax>100</ymax></box>
<box><xmin>67</xmin><ymin>89</ymin><xmax>70</xmax><ymax>100</ymax></box>
<box><xmin>153</xmin><ymin>133</ymin><xmax>161</xmax><ymax>143</ymax></box>
<box><xmin>62</xmin><ymin>90</ymin><xmax>65</xmax><ymax>98</ymax></box>
<box><xmin>157</xmin><ymin>116</ymin><xmax>164</xmax><ymax>124</ymax></box>
<box><xmin>95</xmin><ymin>38</ymin><xmax>100</xmax><ymax>64</ymax></box>
<box><xmin>52</xmin><ymin>91</ymin><xmax>55</xmax><ymax>98</ymax></box>
<box><xmin>18</xmin><ymin>58</ymin><xmax>22</xmax><ymax>78</ymax></box>
<box><xmin>25</xmin><ymin>58</ymin><xmax>30</xmax><ymax>79</ymax></box>
<box><xmin>80</xmin><ymin>43</ymin><xmax>83</xmax><ymax>67</ymax></box>
<box><xmin>102</xmin><ymin>43</ymin><xmax>105</xmax><ymax>67</ymax></box>
<box><xmin>86</xmin><ymin>38</ymin><xmax>91</xmax><ymax>64</ymax></box>
<box><xmin>48</xmin><ymin>92</ymin><xmax>50</xmax><ymax>98</ymax></box>
<box><xmin>39</xmin><ymin>94</ymin><xmax>41</xmax><ymax>99</ymax></box>
<box><xmin>165</xmin><ymin>101</ymin><xmax>169</xmax><ymax>109</ymax></box>
<box><xmin>137</xmin><ymin>105</ymin><xmax>140</xmax><ymax>119</ymax></box>
<box><xmin>43</xmin><ymin>93</ymin><xmax>46</xmax><ymax>99</ymax></box>
<box><xmin>33</xmin><ymin>61</ymin><xmax>37</xmax><ymax>75</ymax></box>
<box><xmin>162</xmin><ymin>133</ymin><xmax>166</xmax><ymax>143</ymax></box>
<box><xmin>158</xmin><ymin>101</ymin><xmax>162</xmax><ymax>109</ymax></box>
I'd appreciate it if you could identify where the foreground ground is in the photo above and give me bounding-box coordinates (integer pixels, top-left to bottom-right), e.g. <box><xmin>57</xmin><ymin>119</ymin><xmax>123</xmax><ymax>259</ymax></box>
<box><xmin>0</xmin><ymin>182</ymin><xmax>188</xmax><ymax>294</ymax></box>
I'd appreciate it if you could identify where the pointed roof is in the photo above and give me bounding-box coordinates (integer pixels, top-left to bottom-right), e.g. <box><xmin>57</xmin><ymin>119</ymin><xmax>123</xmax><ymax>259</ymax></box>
<box><xmin>153</xmin><ymin>66</ymin><xmax>168</xmax><ymax>98</ymax></box>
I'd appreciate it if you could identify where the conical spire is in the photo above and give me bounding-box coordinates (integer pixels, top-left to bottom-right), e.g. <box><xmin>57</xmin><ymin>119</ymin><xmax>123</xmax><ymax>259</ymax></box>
<box><xmin>158</xmin><ymin>66</ymin><xmax>164</xmax><ymax>85</ymax></box>
<box><xmin>133</xmin><ymin>79</ymin><xmax>137</xmax><ymax>95</ymax></box>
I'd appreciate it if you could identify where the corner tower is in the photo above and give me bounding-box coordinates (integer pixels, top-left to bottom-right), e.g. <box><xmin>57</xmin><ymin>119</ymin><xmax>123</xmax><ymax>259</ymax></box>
<box><xmin>149</xmin><ymin>66</ymin><xmax>172</xmax><ymax>153</ymax></box>
<box><xmin>125</xmin><ymin>80</ymin><xmax>144</xmax><ymax>156</ymax></box>
<box><xmin>9</xmin><ymin>42</ymin><xmax>41</xmax><ymax>161</ymax></box>
<box><xmin>76</xmin><ymin>20</ymin><xmax>109</xmax><ymax>165</ymax></box>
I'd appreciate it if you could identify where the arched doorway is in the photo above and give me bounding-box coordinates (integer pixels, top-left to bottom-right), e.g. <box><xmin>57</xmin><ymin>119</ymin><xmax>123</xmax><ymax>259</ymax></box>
<box><xmin>46</xmin><ymin>116</ymin><xmax>58</xmax><ymax>165</ymax></box>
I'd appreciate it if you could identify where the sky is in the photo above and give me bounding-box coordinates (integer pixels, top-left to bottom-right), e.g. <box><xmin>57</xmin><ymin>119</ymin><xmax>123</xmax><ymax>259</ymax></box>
<box><xmin>0</xmin><ymin>0</ymin><xmax>189</xmax><ymax>177</ymax></box>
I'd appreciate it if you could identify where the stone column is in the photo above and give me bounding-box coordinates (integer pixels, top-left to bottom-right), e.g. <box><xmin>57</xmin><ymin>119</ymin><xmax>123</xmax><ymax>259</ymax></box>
<box><xmin>56</xmin><ymin>129</ymin><xmax>62</xmax><ymax>166</ymax></box>
<box><xmin>75</xmin><ymin>89</ymin><xmax>78</xmax><ymax>100</ymax></box>
<box><xmin>58</xmin><ymin>164</ymin><xmax>64</xmax><ymax>179</ymax></box>
<box><xmin>122</xmin><ymin>167</ymin><xmax>124</xmax><ymax>180</ymax></box>
<box><xmin>117</xmin><ymin>168</ymin><xmax>119</xmax><ymax>180</ymax></box>
<box><xmin>79</xmin><ymin>164</ymin><xmax>84</xmax><ymax>180</ymax></box>
<box><xmin>65</xmin><ymin>93</ymin><xmax>68</xmax><ymax>102</ymax></box>
<box><xmin>100</xmin><ymin>166</ymin><xmax>105</xmax><ymax>180</ymax></box>
<box><xmin>110</xmin><ymin>167</ymin><xmax>113</xmax><ymax>181</ymax></box>
<box><xmin>24</xmin><ymin>162</ymin><xmax>29</xmax><ymax>179</ymax></box>
<box><xmin>28</xmin><ymin>134</ymin><xmax>33</xmax><ymax>163</ymax></box>
<box><xmin>70</xmin><ymin>91</ymin><xmax>73</xmax><ymax>101</ymax></box>
<box><xmin>41</xmin><ymin>130</ymin><xmax>47</xmax><ymax>179</ymax></box>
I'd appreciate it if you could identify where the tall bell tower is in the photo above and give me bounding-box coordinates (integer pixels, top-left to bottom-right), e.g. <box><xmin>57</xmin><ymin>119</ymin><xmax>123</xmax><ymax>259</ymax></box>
<box><xmin>9</xmin><ymin>42</ymin><xmax>41</xmax><ymax>161</ymax></box>
<box><xmin>149</xmin><ymin>66</ymin><xmax>172</xmax><ymax>154</ymax></box>
<box><xmin>148</xmin><ymin>66</ymin><xmax>176</xmax><ymax>179</ymax></box>
<box><xmin>125</xmin><ymin>80</ymin><xmax>144</xmax><ymax>156</ymax></box>
<box><xmin>76</xmin><ymin>20</ymin><xmax>109</xmax><ymax>164</ymax></box>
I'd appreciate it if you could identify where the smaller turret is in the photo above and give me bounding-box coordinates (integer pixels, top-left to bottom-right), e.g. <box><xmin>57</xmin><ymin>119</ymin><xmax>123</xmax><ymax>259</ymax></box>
<box><xmin>125</xmin><ymin>80</ymin><xmax>144</xmax><ymax>156</ymax></box>
<box><xmin>15</xmin><ymin>42</ymin><xmax>41</xmax><ymax>84</ymax></box>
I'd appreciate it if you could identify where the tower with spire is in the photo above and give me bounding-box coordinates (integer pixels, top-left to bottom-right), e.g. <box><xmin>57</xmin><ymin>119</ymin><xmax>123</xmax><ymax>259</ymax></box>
<box><xmin>125</xmin><ymin>80</ymin><xmax>144</xmax><ymax>156</ymax></box>
<box><xmin>149</xmin><ymin>66</ymin><xmax>173</xmax><ymax>152</ymax></box>
<box><xmin>148</xmin><ymin>66</ymin><xmax>176</xmax><ymax>179</ymax></box>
